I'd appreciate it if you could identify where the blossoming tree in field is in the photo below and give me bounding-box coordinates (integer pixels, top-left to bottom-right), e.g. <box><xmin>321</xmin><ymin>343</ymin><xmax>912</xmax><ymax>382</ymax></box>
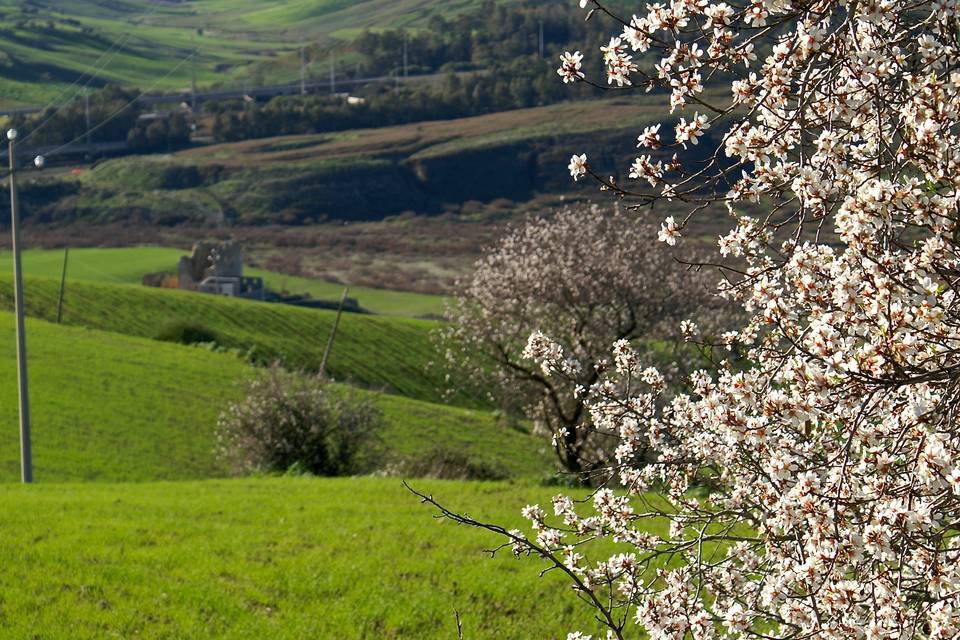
<box><xmin>417</xmin><ymin>1</ymin><xmax>960</xmax><ymax>638</ymax></box>
<box><xmin>441</xmin><ymin>205</ymin><xmax>719</xmax><ymax>477</ymax></box>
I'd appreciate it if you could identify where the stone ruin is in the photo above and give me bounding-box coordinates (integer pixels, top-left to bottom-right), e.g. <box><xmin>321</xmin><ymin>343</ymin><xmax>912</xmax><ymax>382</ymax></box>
<box><xmin>173</xmin><ymin>240</ymin><xmax>264</xmax><ymax>298</ymax></box>
<box><xmin>143</xmin><ymin>241</ymin><xmax>364</xmax><ymax>311</ymax></box>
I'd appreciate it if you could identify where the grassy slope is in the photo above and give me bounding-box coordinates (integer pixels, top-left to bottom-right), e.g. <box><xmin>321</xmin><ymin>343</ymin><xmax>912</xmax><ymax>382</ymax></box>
<box><xmin>0</xmin><ymin>247</ymin><xmax>447</xmax><ymax>318</ymax></box>
<box><xmin>0</xmin><ymin>477</ymin><xmax>621</xmax><ymax>639</ymax></box>
<box><xmin>0</xmin><ymin>0</ymin><xmax>495</xmax><ymax>106</ymax></box>
<box><xmin>177</xmin><ymin>98</ymin><xmax>670</xmax><ymax>167</ymax></box>
<box><xmin>45</xmin><ymin>96</ymin><xmax>679</xmax><ymax>224</ymax></box>
<box><xmin>0</xmin><ymin>275</ymin><xmax>459</xmax><ymax>405</ymax></box>
<box><xmin>0</xmin><ymin>312</ymin><xmax>551</xmax><ymax>482</ymax></box>
<box><xmin>0</xmin><ymin>313</ymin><xmax>241</xmax><ymax>482</ymax></box>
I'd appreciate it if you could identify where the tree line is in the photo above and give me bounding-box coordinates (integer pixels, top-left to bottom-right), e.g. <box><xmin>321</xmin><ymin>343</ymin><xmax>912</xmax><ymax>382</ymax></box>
<box><xmin>8</xmin><ymin>85</ymin><xmax>191</xmax><ymax>153</ymax></box>
<box><xmin>210</xmin><ymin>59</ymin><xmax>603</xmax><ymax>142</ymax></box>
<box><xmin>210</xmin><ymin>1</ymin><xmax>628</xmax><ymax>142</ymax></box>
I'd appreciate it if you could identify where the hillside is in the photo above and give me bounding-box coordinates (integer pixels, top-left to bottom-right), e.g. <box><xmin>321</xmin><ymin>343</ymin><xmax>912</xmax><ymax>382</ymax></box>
<box><xmin>0</xmin><ymin>0</ymin><xmax>495</xmax><ymax>107</ymax></box>
<box><xmin>0</xmin><ymin>313</ymin><xmax>242</xmax><ymax>481</ymax></box>
<box><xmin>0</xmin><ymin>247</ymin><xmax>447</xmax><ymax>318</ymax></box>
<box><xmin>17</xmin><ymin>97</ymin><xmax>694</xmax><ymax>225</ymax></box>
<box><xmin>0</xmin><ymin>276</ymin><xmax>464</xmax><ymax>405</ymax></box>
<box><xmin>0</xmin><ymin>312</ymin><xmax>552</xmax><ymax>482</ymax></box>
<box><xmin>0</xmin><ymin>477</ymin><xmax>609</xmax><ymax>638</ymax></box>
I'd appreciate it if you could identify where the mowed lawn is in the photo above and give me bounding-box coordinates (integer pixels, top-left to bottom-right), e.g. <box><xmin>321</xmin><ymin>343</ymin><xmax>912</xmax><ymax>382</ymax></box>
<box><xmin>0</xmin><ymin>247</ymin><xmax>446</xmax><ymax>318</ymax></box>
<box><xmin>0</xmin><ymin>477</ymin><xmax>615</xmax><ymax>639</ymax></box>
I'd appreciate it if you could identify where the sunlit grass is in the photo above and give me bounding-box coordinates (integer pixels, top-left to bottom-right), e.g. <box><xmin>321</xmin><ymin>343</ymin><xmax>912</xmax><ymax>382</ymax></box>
<box><xmin>0</xmin><ymin>312</ymin><xmax>549</xmax><ymax>481</ymax></box>
<box><xmin>0</xmin><ymin>477</ymin><xmax>606</xmax><ymax>639</ymax></box>
<box><xmin>0</xmin><ymin>247</ymin><xmax>446</xmax><ymax>318</ymax></box>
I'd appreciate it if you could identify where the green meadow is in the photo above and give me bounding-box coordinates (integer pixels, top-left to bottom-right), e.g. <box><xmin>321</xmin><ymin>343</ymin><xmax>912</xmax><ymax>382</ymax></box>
<box><xmin>0</xmin><ymin>308</ymin><xmax>585</xmax><ymax>638</ymax></box>
<box><xmin>0</xmin><ymin>477</ymin><xmax>607</xmax><ymax>639</ymax></box>
<box><xmin>0</xmin><ymin>247</ymin><xmax>446</xmax><ymax>318</ymax></box>
<box><xmin>0</xmin><ymin>313</ymin><xmax>550</xmax><ymax>482</ymax></box>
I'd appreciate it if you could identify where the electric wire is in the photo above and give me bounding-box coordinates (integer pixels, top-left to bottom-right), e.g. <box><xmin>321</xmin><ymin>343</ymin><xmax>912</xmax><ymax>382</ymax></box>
<box><xmin>18</xmin><ymin>2</ymin><xmax>165</xmax><ymax>147</ymax></box>
<box><xmin>40</xmin><ymin>51</ymin><xmax>196</xmax><ymax>159</ymax></box>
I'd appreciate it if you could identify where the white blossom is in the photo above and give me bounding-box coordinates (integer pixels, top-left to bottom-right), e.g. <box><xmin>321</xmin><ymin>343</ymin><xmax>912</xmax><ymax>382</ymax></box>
<box><xmin>568</xmin><ymin>153</ymin><xmax>588</xmax><ymax>181</ymax></box>
<box><xmin>494</xmin><ymin>1</ymin><xmax>960</xmax><ymax>638</ymax></box>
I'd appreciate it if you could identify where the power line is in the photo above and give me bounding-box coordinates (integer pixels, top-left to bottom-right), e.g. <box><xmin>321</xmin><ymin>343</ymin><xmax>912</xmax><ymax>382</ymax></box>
<box><xmin>19</xmin><ymin>3</ymin><xmax>165</xmax><ymax>147</ymax></box>
<box><xmin>41</xmin><ymin>52</ymin><xmax>196</xmax><ymax>159</ymax></box>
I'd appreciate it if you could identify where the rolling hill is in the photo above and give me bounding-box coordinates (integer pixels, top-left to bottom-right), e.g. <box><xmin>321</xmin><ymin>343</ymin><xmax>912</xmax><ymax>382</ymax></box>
<box><xmin>17</xmin><ymin>96</ymin><xmax>694</xmax><ymax>225</ymax></box>
<box><xmin>0</xmin><ymin>0</ymin><xmax>496</xmax><ymax>107</ymax></box>
<box><xmin>0</xmin><ymin>275</ymin><xmax>464</xmax><ymax>406</ymax></box>
<box><xmin>0</xmin><ymin>246</ymin><xmax>448</xmax><ymax>318</ymax></box>
<box><xmin>0</xmin><ymin>312</ymin><xmax>552</xmax><ymax>482</ymax></box>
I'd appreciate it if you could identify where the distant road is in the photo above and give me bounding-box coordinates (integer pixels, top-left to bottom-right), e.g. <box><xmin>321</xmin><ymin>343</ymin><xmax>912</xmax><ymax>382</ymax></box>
<box><xmin>0</xmin><ymin>74</ymin><xmax>415</xmax><ymax>118</ymax></box>
<box><xmin>0</xmin><ymin>140</ymin><xmax>128</xmax><ymax>162</ymax></box>
<box><xmin>0</xmin><ymin>106</ymin><xmax>43</xmax><ymax>116</ymax></box>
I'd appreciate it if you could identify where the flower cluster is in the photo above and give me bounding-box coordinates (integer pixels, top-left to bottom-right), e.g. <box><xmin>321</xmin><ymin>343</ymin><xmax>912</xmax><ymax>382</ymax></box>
<box><xmin>514</xmin><ymin>1</ymin><xmax>960</xmax><ymax>638</ymax></box>
<box><xmin>558</xmin><ymin>51</ymin><xmax>586</xmax><ymax>84</ymax></box>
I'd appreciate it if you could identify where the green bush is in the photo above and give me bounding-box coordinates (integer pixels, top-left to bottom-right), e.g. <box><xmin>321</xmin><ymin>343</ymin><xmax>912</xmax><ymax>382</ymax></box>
<box><xmin>392</xmin><ymin>446</ymin><xmax>508</xmax><ymax>481</ymax></box>
<box><xmin>155</xmin><ymin>321</ymin><xmax>222</xmax><ymax>346</ymax></box>
<box><xmin>216</xmin><ymin>366</ymin><xmax>382</xmax><ymax>476</ymax></box>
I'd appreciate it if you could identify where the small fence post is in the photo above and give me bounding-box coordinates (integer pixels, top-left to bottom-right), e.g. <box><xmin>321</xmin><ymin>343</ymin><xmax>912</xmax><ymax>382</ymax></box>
<box><xmin>319</xmin><ymin>287</ymin><xmax>349</xmax><ymax>379</ymax></box>
<box><xmin>56</xmin><ymin>247</ymin><xmax>69</xmax><ymax>323</ymax></box>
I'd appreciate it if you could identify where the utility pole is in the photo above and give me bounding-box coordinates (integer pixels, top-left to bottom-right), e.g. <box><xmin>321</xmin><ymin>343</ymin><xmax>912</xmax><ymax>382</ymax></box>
<box><xmin>329</xmin><ymin>52</ymin><xmax>336</xmax><ymax>94</ymax></box>
<box><xmin>300</xmin><ymin>46</ymin><xmax>307</xmax><ymax>96</ymax></box>
<box><xmin>539</xmin><ymin>20</ymin><xmax>544</xmax><ymax>58</ymax></box>
<box><xmin>56</xmin><ymin>247</ymin><xmax>69</xmax><ymax>324</ymax></box>
<box><xmin>6</xmin><ymin>129</ymin><xmax>32</xmax><ymax>484</ymax></box>
<box><xmin>403</xmin><ymin>32</ymin><xmax>408</xmax><ymax>79</ymax></box>
<box><xmin>191</xmin><ymin>47</ymin><xmax>198</xmax><ymax>111</ymax></box>
<box><xmin>319</xmin><ymin>287</ymin><xmax>349</xmax><ymax>379</ymax></box>
<box><xmin>84</xmin><ymin>91</ymin><xmax>91</xmax><ymax>145</ymax></box>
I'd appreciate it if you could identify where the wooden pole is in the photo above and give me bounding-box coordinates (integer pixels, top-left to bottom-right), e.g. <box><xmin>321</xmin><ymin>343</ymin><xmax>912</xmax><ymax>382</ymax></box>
<box><xmin>7</xmin><ymin>132</ymin><xmax>32</xmax><ymax>483</ymax></box>
<box><xmin>56</xmin><ymin>247</ymin><xmax>69</xmax><ymax>324</ymax></box>
<box><xmin>319</xmin><ymin>287</ymin><xmax>349</xmax><ymax>379</ymax></box>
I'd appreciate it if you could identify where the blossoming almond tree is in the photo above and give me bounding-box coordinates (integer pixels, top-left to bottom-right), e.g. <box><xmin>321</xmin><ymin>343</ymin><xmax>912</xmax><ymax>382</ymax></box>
<box><xmin>440</xmin><ymin>205</ymin><xmax>720</xmax><ymax>478</ymax></box>
<box><xmin>415</xmin><ymin>1</ymin><xmax>960</xmax><ymax>638</ymax></box>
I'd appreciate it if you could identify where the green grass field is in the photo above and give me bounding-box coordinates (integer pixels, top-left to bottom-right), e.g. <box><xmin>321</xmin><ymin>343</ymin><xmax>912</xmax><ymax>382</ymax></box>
<box><xmin>0</xmin><ymin>275</ymin><xmax>463</xmax><ymax>405</ymax></box>
<box><xmin>0</xmin><ymin>312</ymin><xmax>550</xmax><ymax>482</ymax></box>
<box><xmin>0</xmin><ymin>313</ymin><xmax>241</xmax><ymax>482</ymax></box>
<box><xmin>0</xmin><ymin>247</ymin><xmax>447</xmax><ymax>318</ymax></box>
<box><xmin>0</xmin><ymin>0</ymin><xmax>496</xmax><ymax>107</ymax></box>
<box><xmin>0</xmin><ymin>477</ymin><xmax>620</xmax><ymax>639</ymax></box>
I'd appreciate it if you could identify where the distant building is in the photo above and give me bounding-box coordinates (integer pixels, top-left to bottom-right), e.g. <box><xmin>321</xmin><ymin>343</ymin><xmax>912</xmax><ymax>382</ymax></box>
<box><xmin>175</xmin><ymin>240</ymin><xmax>264</xmax><ymax>299</ymax></box>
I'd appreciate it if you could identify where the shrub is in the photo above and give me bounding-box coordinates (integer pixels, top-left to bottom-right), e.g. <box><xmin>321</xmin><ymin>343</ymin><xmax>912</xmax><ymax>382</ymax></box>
<box><xmin>390</xmin><ymin>446</ymin><xmax>508</xmax><ymax>481</ymax></box>
<box><xmin>155</xmin><ymin>321</ymin><xmax>222</xmax><ymax>346</ymax></box>
<box><xmin>216</xmin><ymin>366</ymin><xmax>382</xmax><ymax>476</ymax></box>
